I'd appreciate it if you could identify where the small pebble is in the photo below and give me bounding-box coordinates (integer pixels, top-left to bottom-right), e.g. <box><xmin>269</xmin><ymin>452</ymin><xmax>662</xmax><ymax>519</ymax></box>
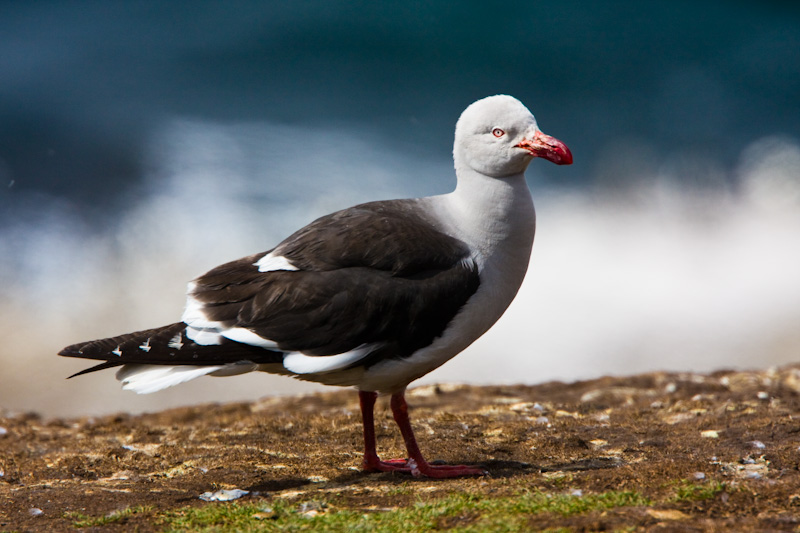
<box><xmin>570</xmin><ymin>489</ymin><xmax>583</xmax><ymax>497</ymax></box>
<box><xmin>298</xmin><ymin>501</ymin><xmax>327</xmax><ymax>517</ymax></box>
<box><xmin>199</xmin><ymin>488</ymin><xmax>249</xmax><ymax>501</ymax></box>
<box><xmin>701</xmin><ymin>430</ymin><xmax>720</xmax><ymax>439</ymax></box>
<box><xmin>757</xmin><ymin>391</ymin><xmax>770</xmax><ymax>400</ymax></box>
<box><xmin>751</xmin><ymin>440</ymin><xmax>766</xmax><ymax>450</ymax></box>
<box><xmin>0</xmin><ymin>426</ymin><xmax>7</xmax><ymax>436</ymax></box>
<box><xmin>299</xmin><ymin>501</ymin><xmax>324</xmax><ymax>511</ymax></box>
<box><xmin>29</xmin><ymin>508</ymin><xmax>43</xmax><ymax>517</ymax></box>
<box><xmin>253</xmin><ymin>507</ymin><xmax>276</xmax><ymax>520</ymax></box>
<box><xmin>692</xmin><ymin>472</ymin><xmax>706</xmax><ymax>480</ymax></box>
<box><xmin>665</xmin><ymin>383</ymin><xmax>677</xmax><ymax>393</ymax></box>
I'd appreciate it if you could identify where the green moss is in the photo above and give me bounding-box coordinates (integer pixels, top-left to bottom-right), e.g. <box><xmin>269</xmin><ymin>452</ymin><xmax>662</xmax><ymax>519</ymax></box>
<box><xmin>157</xmin><ymin>489</ymin><xmax>650</xmax><ymax>532</ymax></box>
<box><xmin>672</xmin><ymin>479</ymin><xmax>728</xmax><ymax>502</ymax></box>
<box><xmin>66</xmin><ymin>505</ymin><xmax>153</xmax><ymax>527</ymax></box>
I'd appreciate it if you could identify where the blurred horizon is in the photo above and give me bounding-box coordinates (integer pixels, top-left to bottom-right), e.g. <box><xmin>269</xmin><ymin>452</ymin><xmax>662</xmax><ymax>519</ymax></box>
<box><xmin>1</xmin><ymin>2</ymin><xmax>799</xmax><ymax>417</ymax></box>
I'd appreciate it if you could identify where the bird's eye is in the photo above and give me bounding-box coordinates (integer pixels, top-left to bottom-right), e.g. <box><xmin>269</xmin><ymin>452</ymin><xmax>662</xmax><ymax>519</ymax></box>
<box><xmin>492</xmin><ymin>128</ymin><xmax>505</xmax><ymax>138</ymax></box>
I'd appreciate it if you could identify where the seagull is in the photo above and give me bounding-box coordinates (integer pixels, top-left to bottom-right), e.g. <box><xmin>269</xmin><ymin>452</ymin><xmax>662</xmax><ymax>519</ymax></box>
<box><xmin>59</xmin><ymin>95</ymin><xmax>572</xmax><ymax>478</ymax></box>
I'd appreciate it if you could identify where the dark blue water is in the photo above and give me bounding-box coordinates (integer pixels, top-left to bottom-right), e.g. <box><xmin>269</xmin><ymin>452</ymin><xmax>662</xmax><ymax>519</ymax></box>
<box><xmin>1</xmin><ymin>1</ymin><xmax>798</xmax><ymax>210</ymax></box>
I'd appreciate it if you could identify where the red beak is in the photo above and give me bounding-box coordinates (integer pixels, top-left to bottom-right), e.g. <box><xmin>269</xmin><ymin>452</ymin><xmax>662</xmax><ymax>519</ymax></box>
<box><xmin>516</xmin><ymin>130</ymin><xmax>573</xmax><ymax>165</ymax></box>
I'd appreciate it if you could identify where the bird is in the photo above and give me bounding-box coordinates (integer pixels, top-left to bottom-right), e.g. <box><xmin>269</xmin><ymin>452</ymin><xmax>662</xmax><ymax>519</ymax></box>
<box><xmin>59</xmin><ymin>95</ymin><xmax>572</xmax><ymax>478</ymax></box>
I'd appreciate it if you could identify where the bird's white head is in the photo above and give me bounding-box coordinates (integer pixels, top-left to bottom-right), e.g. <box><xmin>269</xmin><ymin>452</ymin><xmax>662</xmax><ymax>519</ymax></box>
<box><xmin>453</xmin><ymin>95</ymin><xmax>572</xmax><ymax>178</ymax></box>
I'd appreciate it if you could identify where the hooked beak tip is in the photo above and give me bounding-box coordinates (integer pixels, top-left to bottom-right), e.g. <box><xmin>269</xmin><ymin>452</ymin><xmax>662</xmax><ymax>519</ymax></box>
<box><xmin>517</xmin><ymin>131</ymin><xmax>573</xmax><ymax>165</ymax></box>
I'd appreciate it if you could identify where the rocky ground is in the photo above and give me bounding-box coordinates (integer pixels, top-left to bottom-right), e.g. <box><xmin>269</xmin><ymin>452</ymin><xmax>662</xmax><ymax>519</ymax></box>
<box><xmin>3</xmin><ymin>366</ymin><xmax>800</xmax><ymax>532</ymax></box>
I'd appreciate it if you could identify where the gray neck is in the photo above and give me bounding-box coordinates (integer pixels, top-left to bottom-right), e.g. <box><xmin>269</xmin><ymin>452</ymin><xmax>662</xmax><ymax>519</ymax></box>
<box><xmin>428</xmin><ymin>167</ymin><xmax>536</xmax><ymax>271</ymax></box>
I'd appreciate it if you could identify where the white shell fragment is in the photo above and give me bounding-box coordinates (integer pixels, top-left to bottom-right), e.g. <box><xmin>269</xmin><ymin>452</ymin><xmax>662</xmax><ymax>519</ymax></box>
<box><xmin>199</xmin><ymin>488</ymin><xmax>250</xmax><ymax>501</ymax></box>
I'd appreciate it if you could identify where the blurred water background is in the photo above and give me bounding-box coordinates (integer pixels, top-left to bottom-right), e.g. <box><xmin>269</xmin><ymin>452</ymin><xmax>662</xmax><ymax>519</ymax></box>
<box><xmin>1</xmin><ymin>2</ymin><xmax>799</xmax><ymax>417</ymax></box>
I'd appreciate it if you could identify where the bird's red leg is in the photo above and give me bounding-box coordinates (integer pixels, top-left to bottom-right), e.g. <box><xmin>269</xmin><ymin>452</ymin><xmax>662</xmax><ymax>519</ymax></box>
<box><xmin>359</xmin><ymin>390</ymin><xmax>409</xmax><ymax>472</ymax></box>
<box><xmin>389</xmin><ymin>390</ymin><xmax>487</xmax><ymax>478</ymax></box>
<box><xmin>359</xmin><ymin>389</ymin><xmax>487</xmax><ymax>477</ymax></box>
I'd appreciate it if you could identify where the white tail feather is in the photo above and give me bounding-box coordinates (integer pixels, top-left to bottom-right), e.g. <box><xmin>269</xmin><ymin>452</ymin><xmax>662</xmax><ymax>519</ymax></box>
<box><xmin>116</xmin><ymin>364</ymin><xmax>225</xmax><ymax>394</ymax></box>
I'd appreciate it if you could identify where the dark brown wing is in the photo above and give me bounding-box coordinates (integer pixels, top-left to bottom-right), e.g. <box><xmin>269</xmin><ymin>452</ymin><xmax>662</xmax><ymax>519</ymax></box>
<box><xmin>190</xmin><ymin>200</ymin><xmax>480</xmax><ymax>362</ymax></box>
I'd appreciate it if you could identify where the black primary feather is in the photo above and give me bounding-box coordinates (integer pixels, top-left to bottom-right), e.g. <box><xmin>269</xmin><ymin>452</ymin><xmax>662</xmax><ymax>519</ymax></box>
<box><xmin>59</xmin><ymin>322</ymin><xmax>283</xmax><ymax>377</ymax></box>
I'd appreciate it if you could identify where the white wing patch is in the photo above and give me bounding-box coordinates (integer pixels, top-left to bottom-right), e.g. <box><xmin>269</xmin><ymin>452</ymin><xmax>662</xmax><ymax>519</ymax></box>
<box><xmin>283</xmin><ymin>343</ymin><xmax>380</xmax><ymax>374</ymax></box>
<box><xmin>182</xmin><ymin>291</ymin><xmax>223</xmax><ymax>329</ymax></box>
<box><xmin>254</xmin><ymin>252</ymin><xmax>299</xmax><ymax>272</ymax></box>
<box><xmin>182</xmin><ymin>290</ymin><xmax>225</xmax><ymax>345</ymax></box>
<box><xmin>221</xmin><ymin>327</ymin><xmax>280</xmax><ymax>349</ymax></box>
<box><xmin>182</xmin><ymin>286</ymin><xmax>282</xmax><ymax>349</ymax></box>
<box><xmin>185</xmin><ymin>326</ymin><xmax>223</xmax><ymax>345</ymax></box>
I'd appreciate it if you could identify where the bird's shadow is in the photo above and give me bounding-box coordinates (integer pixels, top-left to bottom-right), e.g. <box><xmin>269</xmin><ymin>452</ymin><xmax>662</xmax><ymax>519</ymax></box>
<box><xmin>465</xmin><ymin>456</ymin><xmax>623</xmax><ymax>479</ymax></box>
<box><xmin>246</xmin><ymin>477</ymin><xmax>322</xmax><ymax>494</ymax></box>
<box><xmin>244</xmin><ymin>456</ymin><xmax>624</xmax><ymax>494</ymax></box>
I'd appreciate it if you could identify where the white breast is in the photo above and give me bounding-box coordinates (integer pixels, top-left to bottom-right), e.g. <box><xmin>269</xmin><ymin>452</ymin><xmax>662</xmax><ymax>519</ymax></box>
<box><xmin>356</xmin><ymin>171</ymin><xmax>536</xmax><ymax>393</ymax></box>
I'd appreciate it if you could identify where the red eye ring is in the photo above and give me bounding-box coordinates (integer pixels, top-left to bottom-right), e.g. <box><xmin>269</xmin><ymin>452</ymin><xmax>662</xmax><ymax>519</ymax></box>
<box><xmin>492</xmin><ymin>128</ymin><xmax>505</xmax><ymax>138</ymax></box>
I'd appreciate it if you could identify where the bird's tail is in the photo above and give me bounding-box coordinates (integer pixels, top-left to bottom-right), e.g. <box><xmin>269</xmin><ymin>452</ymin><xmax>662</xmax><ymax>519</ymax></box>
<box><xmin>59</xmin><ymin>323</ymin><xmax>283</xmax><ymax>393</ymax></box>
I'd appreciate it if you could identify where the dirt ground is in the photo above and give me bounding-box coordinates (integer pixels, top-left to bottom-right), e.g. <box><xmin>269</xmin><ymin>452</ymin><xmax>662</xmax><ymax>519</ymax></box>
<box><xmin>3</xmin><ymin>365</ymin><xmax>800</xmax><ymax>531</ymax></box>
